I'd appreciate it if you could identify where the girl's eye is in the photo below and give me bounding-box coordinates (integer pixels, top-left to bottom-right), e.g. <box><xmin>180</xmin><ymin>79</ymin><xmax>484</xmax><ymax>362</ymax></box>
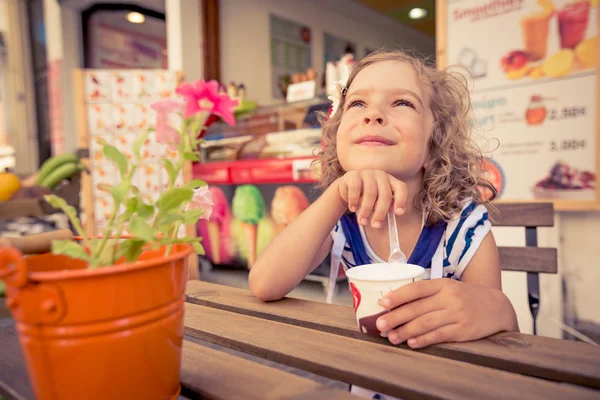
<box><xmin>393</xmin><ymin>99</ymin><xmax>416</xmax><ymax>109</ymax></box>
<box><xmin>347</xmin><ymin>99</ymin><xmax>365</xmax><ymax>109</ymax></box>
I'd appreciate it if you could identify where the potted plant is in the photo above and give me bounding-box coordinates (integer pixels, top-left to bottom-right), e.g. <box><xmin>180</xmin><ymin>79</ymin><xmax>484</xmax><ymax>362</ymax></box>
<box><xmin>0</xmin><ymin>80</ymin><xmax>238</xmax><ymax>400</ymax></box>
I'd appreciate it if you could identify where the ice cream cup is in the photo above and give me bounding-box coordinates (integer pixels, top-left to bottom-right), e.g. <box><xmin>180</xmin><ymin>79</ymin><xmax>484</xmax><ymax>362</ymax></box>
<box><xmin>345</xmin><ymin>263</ymin><xmax>425</xmax><ymax>337</ymax></box>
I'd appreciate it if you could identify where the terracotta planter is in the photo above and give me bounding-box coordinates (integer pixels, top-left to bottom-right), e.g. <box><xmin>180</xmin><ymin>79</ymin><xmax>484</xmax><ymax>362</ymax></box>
<box><xmin>0</xmin><ymin>242</ymin><xmax>192</xmax><ymax>400</ymax></box>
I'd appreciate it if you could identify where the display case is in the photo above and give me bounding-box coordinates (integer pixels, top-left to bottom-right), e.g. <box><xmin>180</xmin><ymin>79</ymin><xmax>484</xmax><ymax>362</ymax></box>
<box><xmin>193</xmin><ymin>98</ymin><xmax>346</xmax><ymax>290</ymax></box>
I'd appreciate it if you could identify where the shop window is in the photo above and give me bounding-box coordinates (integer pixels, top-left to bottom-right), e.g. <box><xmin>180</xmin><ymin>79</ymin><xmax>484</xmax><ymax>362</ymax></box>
<box><xmin>82</xmin><ymin>4</ymin><xmax>167</xmax><ymax>69</ymax></box>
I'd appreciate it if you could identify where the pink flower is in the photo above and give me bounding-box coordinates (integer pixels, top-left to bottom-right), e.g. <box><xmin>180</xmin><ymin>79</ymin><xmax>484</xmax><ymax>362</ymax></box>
<box><xmin>187</xmin><ymin>186</ymin><xmax>214</xmax><ymax>220</ymax></box>
<box><xmin>175</xmin><ymin>80</ymin><xmax>239</xmax><ymax>126</ymax></box>
<box><xmin>150</xmin><ymin>98</ymin><xmax>186</xmax><ymax>146</ymax></box>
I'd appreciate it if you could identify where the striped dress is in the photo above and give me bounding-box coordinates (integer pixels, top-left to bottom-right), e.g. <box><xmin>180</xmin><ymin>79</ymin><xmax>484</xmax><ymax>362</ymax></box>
<box><xmin>326</xmin><ymin>200</ymin><xmax>492</xmax><ymax>400</ymax></box>
<box><xmin>329</xmin><ymin>200</ymin><xmax>491</xmax><ymax>281</ymax></box>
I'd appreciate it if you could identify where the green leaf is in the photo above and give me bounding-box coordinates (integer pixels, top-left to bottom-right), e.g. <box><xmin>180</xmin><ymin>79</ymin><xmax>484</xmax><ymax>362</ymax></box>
<box><xmin>155</xmin><ymin>211</ymin><xmax>182</xmax><ymax>227</ymax></box>
<box><xmin>117</xmin><ymin>239</ymin><xmax>146</xmax><ymax>262</ymax></box>
<box><xmin>52</xmin><ymin>240</ymin><xmax>89</xmax><ymax>261</ymax></box>
<box><xmin>184</xmin><ymin>179</ymin><xmax>206</xmax><ymax>190</ymax></box>
<box><xmin>130</xmin><ymin>216</ymin><xmax>154</xmax><ymax>242</ymax></box>
<box><xmin>133</xmin><ymin>131</ymin><xmax>149</xmax><ymax>159</ymax></box>
<box><xmin>182</xmin><ymin>209</ymin><xmax>204</xmax><ymax>225</ymax></box>
<box><xmin>103</xmin><ymin>144</ymin><xmax>128</xmax><ymax>176</ymax></box>
<box><xmin>44</xmin><ymin>194</ymin><xmax>68</xmax><ymax>210</ymax></box>
<box><xmin>183</xmin><ymin>152</ymin><xmax>200</xmax><ymax>162</ymax></box>
<box><xmin>138</xmin><ymin>203</ymin><xmax>154</xmax><ymax>219</ymax></box>
<box><xmin>109</xmin><ymin>180</ymin><xmax>131</xmax><ymax>204</ymax></box>
<box><xmin>162</xmin><ymin>159</ymin><xmax>178</xmax><ymax>186</ymax></box>
<box><xmin>97</xmin><ymin>239</ymin><xmax>118</xmax><ymax>266</ymax></box>
<box><xmin>192</xmin><ymin>241</ymin><xmax>205</xmax><ymax>255</ymax></box>
<box><xmin>156</xmin><ymin>187</ymin><xmax>193</xmax><ymax>212</ymax></box>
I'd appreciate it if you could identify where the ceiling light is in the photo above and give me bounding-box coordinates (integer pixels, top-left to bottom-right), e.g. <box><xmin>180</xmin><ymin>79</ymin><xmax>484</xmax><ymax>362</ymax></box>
<box><xmin>127</xmin><ymin>12</ymin><xmax>145</xmax><ymax>24</ymax></box>
<box><xmin>408</xmin><ymin>8</ymin><xmax>428</xmax><ymax>20</ymax></box>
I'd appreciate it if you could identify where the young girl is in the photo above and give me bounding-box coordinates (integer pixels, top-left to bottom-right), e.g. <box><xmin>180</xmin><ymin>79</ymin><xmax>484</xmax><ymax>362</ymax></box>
<box><xmin>249</xmin><ymin>50</ymin><xmax>518</xmax><ymax>370</ymax></box>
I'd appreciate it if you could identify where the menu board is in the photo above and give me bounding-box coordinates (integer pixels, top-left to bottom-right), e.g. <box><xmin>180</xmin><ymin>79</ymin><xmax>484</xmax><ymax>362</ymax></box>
<box><xmin>438</xmin><ymin>0</ymin><xmax>599</xmax><ymax>210</ymax></box>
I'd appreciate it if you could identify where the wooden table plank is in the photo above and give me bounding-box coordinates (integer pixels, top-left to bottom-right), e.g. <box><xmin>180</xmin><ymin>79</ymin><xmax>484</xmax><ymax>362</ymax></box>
<box><xmin>184</xmin><ymin>303</ymin><xmax>600</xmax><ymax>400</ymax></box>
<box><xmin>181</xmin><ymin>340</ymin><xmax>358</xmax><ymax>399</ymax></box>
<box><xmin>185</xmin><ymin>281</ymin><xmax>600</xmax><ymax>390</ymax></box>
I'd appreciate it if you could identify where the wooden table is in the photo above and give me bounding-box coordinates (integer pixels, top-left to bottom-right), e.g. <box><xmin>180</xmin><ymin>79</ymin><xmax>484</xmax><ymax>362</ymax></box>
<box><xmin>2</xmin><ymin>281</ymin><xmax>600</xmax><ymax>400</ymax></box>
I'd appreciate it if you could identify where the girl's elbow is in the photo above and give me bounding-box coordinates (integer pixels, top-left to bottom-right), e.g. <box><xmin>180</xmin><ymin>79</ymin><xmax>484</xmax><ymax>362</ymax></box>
<box><xmin>248</xmin><ymin>270</ymin><xmax>282</xmax><ymax>302</ymax></box>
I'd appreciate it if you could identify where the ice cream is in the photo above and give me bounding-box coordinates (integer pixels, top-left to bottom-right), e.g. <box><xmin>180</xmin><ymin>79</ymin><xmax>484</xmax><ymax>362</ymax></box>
<box><xmin>256</xmin><ymin>217</ymin><xmax>278</xmax><ymax>257</ymax></box>
<box><xmin>197</xmin><ymin>187</ymin><xmax>234</xmax><ymax>265</ymax></box>
<box><xmin>232</xmin><ymin>185</ymin><xmax>265</xmax><ymax>268</ymax></box>
<box><xmin>271</xmin><ymin>186</ymin><xmax>310</xmax><ymax>233</ymax></box>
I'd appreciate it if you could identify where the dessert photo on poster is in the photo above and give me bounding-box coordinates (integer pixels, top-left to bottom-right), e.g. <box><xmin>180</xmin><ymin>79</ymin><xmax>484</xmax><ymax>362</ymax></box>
<box><xmin>448</xmin><ymin>0</ymin><xmax>597</xmax><ymax>88</ymax></box>
<box><xmin>471</xmin><ymin>75</ymin><xmax>596</xmax><ymax>201</ymax></box>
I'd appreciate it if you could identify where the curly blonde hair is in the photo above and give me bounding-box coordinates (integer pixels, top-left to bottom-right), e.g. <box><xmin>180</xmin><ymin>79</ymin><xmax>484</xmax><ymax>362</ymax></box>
<box><xmin>317</xmin><ymin>49</ymin><xmax>496</xmax><ymax>225</ymax></box>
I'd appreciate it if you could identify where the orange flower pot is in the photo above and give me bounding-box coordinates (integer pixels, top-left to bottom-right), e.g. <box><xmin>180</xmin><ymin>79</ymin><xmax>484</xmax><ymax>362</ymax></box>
<box><xmin>0</xmin><ymin>243</ymin><xmax>193</xmax><ymax>400</ymax></box>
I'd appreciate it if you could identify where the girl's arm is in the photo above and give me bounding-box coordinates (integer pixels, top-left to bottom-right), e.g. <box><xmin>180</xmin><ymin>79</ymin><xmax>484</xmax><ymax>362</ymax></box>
<box><xmin>248</xmin><ymin>181</ymin><xmax>346</xmax><ymax>302</ymax></box>
<box><xmin>460</xmin><ymin>232</ymin><xmax>520</xmax><ymax>332</ymax></box>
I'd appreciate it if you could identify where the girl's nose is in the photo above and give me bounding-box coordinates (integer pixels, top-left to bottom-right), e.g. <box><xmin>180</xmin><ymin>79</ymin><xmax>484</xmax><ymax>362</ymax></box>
<box><xmin>363</xmin><ymin>110</ymin><xmax>386</xmax><ymax>125</ymax></box>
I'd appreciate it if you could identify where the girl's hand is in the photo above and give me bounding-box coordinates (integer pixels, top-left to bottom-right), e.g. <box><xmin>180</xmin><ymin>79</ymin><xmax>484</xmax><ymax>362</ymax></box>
<box><xmin>375</xmin><ymin>279</ymin><xmax>516</xmax><ymax>348</ymax></box>
<box><xmin>336</xmin><ymin>169</ymin><xmax>408</xmax><ymax>228</ymax></box>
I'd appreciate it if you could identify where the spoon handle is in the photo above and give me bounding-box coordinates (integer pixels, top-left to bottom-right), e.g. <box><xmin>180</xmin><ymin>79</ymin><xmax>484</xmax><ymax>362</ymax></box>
<box><xmin>387</xmin><ymin>210</ymin><xmax>406</xmax><ymax>263</ymax></box>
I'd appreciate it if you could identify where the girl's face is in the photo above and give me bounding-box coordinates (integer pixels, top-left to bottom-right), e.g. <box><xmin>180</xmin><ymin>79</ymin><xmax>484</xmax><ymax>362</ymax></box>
<box><xmin>336</xmin><ymin>61</ymin><xmax>434</xmax><ymax>181</ymax></box>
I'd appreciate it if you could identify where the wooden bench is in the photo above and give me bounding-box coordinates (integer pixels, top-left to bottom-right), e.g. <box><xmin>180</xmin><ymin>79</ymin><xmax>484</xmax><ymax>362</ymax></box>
<box><xmin>491</xmin><ymin>203</ymin><xmax>556</xmax><ymax>334</ymax></box>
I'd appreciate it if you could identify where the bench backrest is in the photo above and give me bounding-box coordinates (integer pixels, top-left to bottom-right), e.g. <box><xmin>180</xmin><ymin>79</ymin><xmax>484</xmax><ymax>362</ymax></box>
<box><xmin>490</xmin><ymin>203</ymin><xmax>556</xmax><ymax>274</ymax></box>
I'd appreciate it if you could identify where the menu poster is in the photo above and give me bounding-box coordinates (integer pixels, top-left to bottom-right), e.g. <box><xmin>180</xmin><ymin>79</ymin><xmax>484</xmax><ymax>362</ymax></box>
<box><xmin>441</xmin><ymin>0</ymin><xmax>598</xmax><ymax>210</ymax></box>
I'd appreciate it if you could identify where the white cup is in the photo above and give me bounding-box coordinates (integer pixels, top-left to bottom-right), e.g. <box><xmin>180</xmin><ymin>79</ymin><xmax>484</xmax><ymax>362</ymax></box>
<box><xmin>345</xmin><ymin>263</ymin><xmax>425</xmax><ymax>337</ymax></box>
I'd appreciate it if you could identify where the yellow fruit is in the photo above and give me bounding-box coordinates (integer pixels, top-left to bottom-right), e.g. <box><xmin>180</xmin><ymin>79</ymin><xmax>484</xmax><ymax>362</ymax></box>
<box><xmin>575</xmin><ymin>37</ymin><xmax>597</xmax><ymax>69</ymax></box>
<box><xmin>0</xmin><ymin>172</ymin><xmax>22</xmax><ymax>201</ymax></box>
<box><xmin>542</xmin><ymin>50</ymin><xmax>575</xmax><ymax>78</ymax></box>
<box><xmin>506</xmin><ymin>64</ymin><xmax>531</xmax><ymax>80</ymax></box>
<box><xmin>529</xmin><ymin>66</ymin><xmax>545</xmax><ymax>79</ymax></box>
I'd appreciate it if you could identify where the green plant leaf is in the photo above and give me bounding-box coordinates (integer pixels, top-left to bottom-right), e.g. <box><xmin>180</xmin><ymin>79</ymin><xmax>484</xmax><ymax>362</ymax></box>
<box><xmin>52</xmin><ymin>240</ymin><xmax>89</xmax><ymax>261</ymax></box>
<box><xmin>156</xmin><ymin>187</ymin><xmax>193</xmax><ymax>212</ymax></box>
<box><xmin>103</xmin><ymin>144</ymin><xmax>128</xmax><ymax>176</ymax></box>
<box><xmin>130</xmin><ymin>216</ymin><xmax>154</xmax><ymax>242</ymax></box>
<box><xmin>183</xmin><ymin>151</ymin><xmax>200</xmax><ymax>162</ymax></box>
<box><xmin>138</xmin><ymin>203</ymin><xmax>154</xmax><ymax>219</ymax></box>
<box><xmin>109</xmin><ymin>180</ymin><xmax>131</xmax><ymax>204</ymax></box>
<box><xmin>133</xmin><ymin>131</ymin><xmax>149</xmax><ymax>159</ymax></box>
<box><xmin>117</xmin><ymin>239</ymin><xmax>146</xmax><ymax>262</ymax></box>
<box><xmin>182</xmin><ymin>209</ymin><xmax>204</xmax><ymax>225</ymax></box>
<box><xmin>155</xmin><ymin>211</ymin><xmax>182</xmax><ymax>227</ymax></box>
<box><xmin>184</xmin><ymin>179</ymin><xmax>206</xmax><ymax>190</ymax></box>
<box><xmin>192</xmin><ymin>241</ymin><xmax>205</xmax><ymax>255</ymax></box>
<box><xmin>97</xmin><ymin>239</ymin><xmax>118</xmax><ymax>266</ymax></box>
<box><xmin>44</xmin><ymin>194</ymin><xmax>68</xmax><ymax>210</ymax></box>
<box><xmin>162</xmin><ymin>159</ymin><xmax>178</xmax><ymax>186</ymax></box>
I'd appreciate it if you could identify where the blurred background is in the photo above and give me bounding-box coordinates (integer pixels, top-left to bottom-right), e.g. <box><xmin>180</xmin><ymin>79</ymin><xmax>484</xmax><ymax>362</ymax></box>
<box><xmin>0</xmin><ymin>0</ymin><xmax>598</xmax><ymax>344</ymax></box>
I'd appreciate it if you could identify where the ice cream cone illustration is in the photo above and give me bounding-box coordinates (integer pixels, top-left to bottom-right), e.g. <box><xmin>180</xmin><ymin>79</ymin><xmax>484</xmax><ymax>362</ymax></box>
<box><xmin>271</xmin><ymin>186</ymin><xmax>310</xmax><ymax>233</ymax></box>
<box><xmin>232</xmin><ymin>185</ymin><xmax>265</xmax><ymax>269</ymax></box>
<box><xmin>256</xmin><ymin>217</ymin><xmax>277</xmax><ymax>257</ymax></box>
<box><xmin>197</xmin><ymin>187</ymin><xmax>235</xmax><ymax>265</ymax></box>
<box><xmin>207</xmin><ymin>221</ymin><xmax>222</xmax><ymax>264</ymax></box>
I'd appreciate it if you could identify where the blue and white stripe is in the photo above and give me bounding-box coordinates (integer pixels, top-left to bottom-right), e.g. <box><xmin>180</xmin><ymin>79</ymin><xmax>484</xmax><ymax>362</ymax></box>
<box><xmin>329</xmin><ymin>200</ymin><xmax>491</xmax><ymax>281</ymax></box>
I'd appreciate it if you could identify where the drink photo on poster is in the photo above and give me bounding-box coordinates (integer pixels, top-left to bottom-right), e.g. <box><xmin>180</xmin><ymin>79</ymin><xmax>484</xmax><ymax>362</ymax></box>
<box><xmin>503</xmin><ymin>0</ymin><xmax>596</xmax><ymax>82</ymax></box>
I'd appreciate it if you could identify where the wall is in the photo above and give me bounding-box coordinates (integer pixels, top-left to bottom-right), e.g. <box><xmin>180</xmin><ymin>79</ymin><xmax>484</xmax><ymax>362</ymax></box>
<box><xmin>219</xmin><ymin>0</ymin><xmax>435</xmax><ymax>105</ymax></box>
<box><xmin>560</xmin><ymin>213</ymin><xmax>600</xmax><ymax>336</ymax></box>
